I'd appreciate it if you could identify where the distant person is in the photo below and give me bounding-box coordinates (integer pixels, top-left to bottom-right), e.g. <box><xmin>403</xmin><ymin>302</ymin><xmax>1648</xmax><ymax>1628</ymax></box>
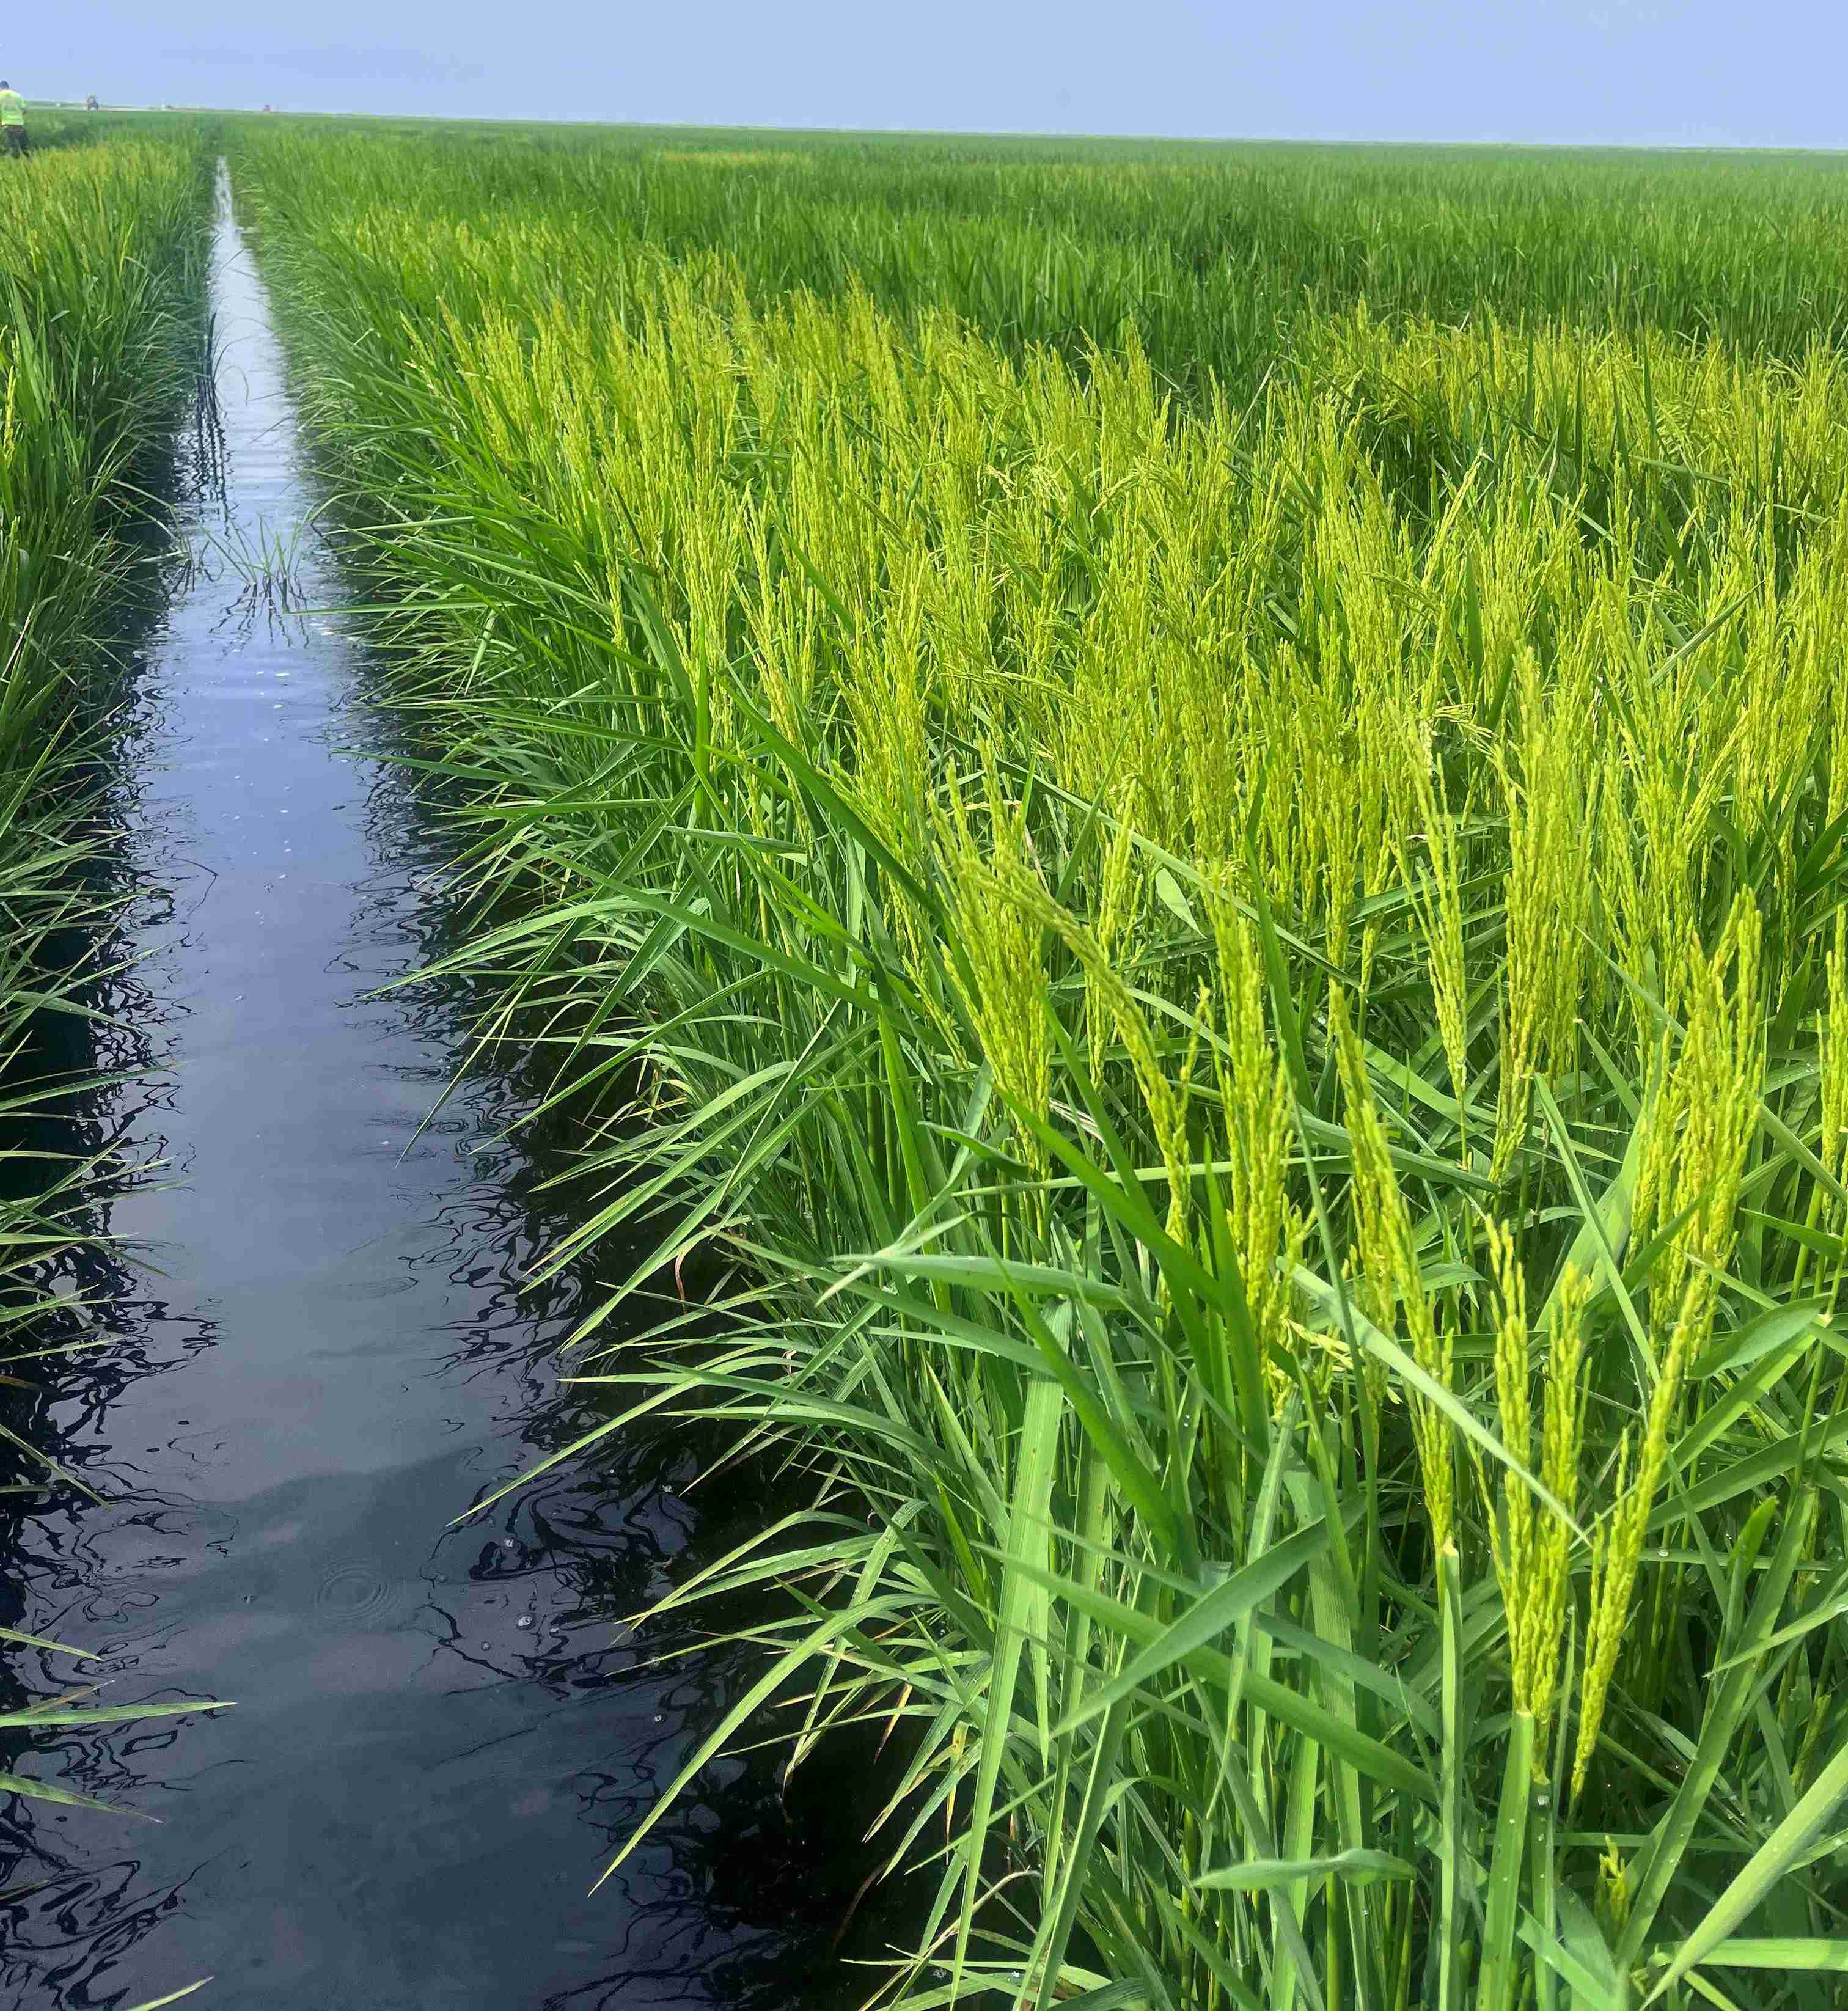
<box><xmin>0</xmin><ymin>84</ymin><xmax>26</xmax><ymax>158</ymax></box>
<box><xmin>86</xmin><ymin>93</ymin><xmax>99</xmax><ymax>112</ymax></box>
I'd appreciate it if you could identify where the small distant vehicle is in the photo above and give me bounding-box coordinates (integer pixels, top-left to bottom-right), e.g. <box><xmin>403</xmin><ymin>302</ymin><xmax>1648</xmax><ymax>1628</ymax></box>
<box><xmin>85</xmin><ymin>95</ymin><xmax>99</xmax><ymax>112</ymax></box>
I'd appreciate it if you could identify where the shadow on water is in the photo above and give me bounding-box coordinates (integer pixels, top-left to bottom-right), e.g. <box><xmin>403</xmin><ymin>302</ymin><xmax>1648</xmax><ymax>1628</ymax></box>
<box><xmin>0</xmin><ymin>164</ymin><xmax>902</xmax><ymax>2011</ymax></box>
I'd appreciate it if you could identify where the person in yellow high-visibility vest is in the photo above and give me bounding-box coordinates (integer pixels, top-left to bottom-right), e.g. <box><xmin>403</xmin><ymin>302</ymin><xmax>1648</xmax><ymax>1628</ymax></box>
<box><xmin>0</xmin><ymin>84</ymin><xmax>27</xmax><ymax>158</ymax></box>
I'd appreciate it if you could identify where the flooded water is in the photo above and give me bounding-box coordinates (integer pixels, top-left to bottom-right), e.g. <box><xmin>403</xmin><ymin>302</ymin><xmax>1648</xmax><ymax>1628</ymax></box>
<box><xmin>0</xmin><ymin>168</ymin><xmax>857</xmax><ymax>2010</ymax></box>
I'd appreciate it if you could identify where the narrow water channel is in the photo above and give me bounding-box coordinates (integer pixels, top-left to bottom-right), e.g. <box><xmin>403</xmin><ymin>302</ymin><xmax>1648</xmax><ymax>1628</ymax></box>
<box><xmin>0</xmin><ymin>169</ymin><xmax>837</xmax><ymax>2011</ymax></box>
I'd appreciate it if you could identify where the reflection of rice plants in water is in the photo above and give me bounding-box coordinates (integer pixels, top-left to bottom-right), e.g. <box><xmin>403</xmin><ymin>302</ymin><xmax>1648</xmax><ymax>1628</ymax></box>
<box><xmin>193</xmin><ymin>512</ymin><xmax>319</xmax><ymax>637</ymax></box>
<box><xmin>227</xmin><ymin>121</ymin><xmax>1848</xmax><ymax>2009</ymax></box>
<box><xmin>186</xmin><ymin>309</ymin><xmax>230</xmax><ymax>516</ymax></box>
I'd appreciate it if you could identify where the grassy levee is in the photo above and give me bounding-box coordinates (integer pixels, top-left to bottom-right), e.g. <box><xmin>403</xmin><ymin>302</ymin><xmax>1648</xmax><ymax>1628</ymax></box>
<box><xmin>241</xmin><ymin>127</ymin><xmax>1848</xmax><ymax>2010</ymax></box>
<box><xmin>0</xmin><ymin>138</ymin><xmax>210</xmax><ymax>1745</ymax></box>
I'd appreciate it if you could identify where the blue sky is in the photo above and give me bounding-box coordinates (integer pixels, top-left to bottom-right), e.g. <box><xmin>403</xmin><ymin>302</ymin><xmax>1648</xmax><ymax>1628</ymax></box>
<box><xmin>9</xmin><ymin>0</ymin><xmax>1848</xmax><ymax>147</ymax></box>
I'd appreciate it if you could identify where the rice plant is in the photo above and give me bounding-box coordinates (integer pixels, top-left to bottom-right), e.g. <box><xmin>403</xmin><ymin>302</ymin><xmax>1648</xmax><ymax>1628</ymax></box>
<box><xmin>238</xmin><ymin>123</ymin><xmax>1848</xmax><ymax>2010</ymax></box>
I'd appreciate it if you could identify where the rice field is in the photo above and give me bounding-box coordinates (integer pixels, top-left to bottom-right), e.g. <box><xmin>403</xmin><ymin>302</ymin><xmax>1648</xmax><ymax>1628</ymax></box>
<box><xmin>220</xmin><ymin>124</ymin><xmax>1848</xmax><ymax>2009</ymax></box>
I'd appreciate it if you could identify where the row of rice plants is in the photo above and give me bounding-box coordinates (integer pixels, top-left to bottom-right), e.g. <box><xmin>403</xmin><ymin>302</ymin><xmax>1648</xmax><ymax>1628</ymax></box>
<box><xmin>0</xmin><ymin>137</ymin><xmax>213</xmax><ymax>1784</ymax></box>
<box><xmin>241</xmin><ymin>130</ymin><xmax>1848</xmax><ymax>2010</ymax></box>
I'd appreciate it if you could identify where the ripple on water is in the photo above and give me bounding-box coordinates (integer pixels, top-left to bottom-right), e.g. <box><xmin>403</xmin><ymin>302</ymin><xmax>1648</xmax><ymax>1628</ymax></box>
<box><xmin>312</xmin><ymin>1562</ymin><xmax>402</xmax><ymax>1630</ymax></box>
<box><xmin>317</xmin><ymin>1272</ymin><xmax>420</xmax><ymax>1303</ymax></box>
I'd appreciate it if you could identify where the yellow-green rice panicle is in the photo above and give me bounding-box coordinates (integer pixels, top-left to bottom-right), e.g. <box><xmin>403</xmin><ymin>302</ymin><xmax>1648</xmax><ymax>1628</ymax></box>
<box><xmin>1331</xmin><ymin>987</ymin><xmax>1454</xmax><ymax>1553</ymax></box>
<box><xmin>939</xmin><ymin>766</ymin><xmax>1054</xmax><ymax>1191</ymax></box>
<box><xmin>1492</xmin><ymin>650</ymin><xmax>1597</xmax><ymax>1182</ymax></box>
<box><xmin>1087</xmin><ymin>784</ymin><xmax>1143</xmax><ymax>1083</ymax></box>
<box><xmin>993</xmin><ymin>858</ymin><xmax>1195</xmax><ymax>1247</ymax></box>
<box><xmin>1480</xmin><ymin>1222</ymin><xmax>1589</xmax><ymax>1777</ymax></box>
<box><xmin>1578</xmin><ymin>899</ymin><xmax>1762</xmax><ymax>1795</ymax></box>
<box><xmin>1402</xmin><ymin>752</ymin><xmax>1472</xmax><ymax>1135</ymax></box>
<box><xmin>1652</xmin><ymin>895</ymin><xmax>1766</xmax><ymax>1328</ymax></box>
<box><xmin>1822</xmin><ymin>910</ymin><xmax>1848</xmax><ymax>1201</ymax></box>
<box><xmin>1203</xmin><ymin>866</ymin><xmax>1304</xmax><ymax>1403</ymax></box>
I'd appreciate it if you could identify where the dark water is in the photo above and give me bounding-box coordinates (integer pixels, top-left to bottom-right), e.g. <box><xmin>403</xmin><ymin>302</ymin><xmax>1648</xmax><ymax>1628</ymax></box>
<box><xmin>0</xmin><ymin>168</ymin><xmax>851</xmax><ymax>2011</ymax></box>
